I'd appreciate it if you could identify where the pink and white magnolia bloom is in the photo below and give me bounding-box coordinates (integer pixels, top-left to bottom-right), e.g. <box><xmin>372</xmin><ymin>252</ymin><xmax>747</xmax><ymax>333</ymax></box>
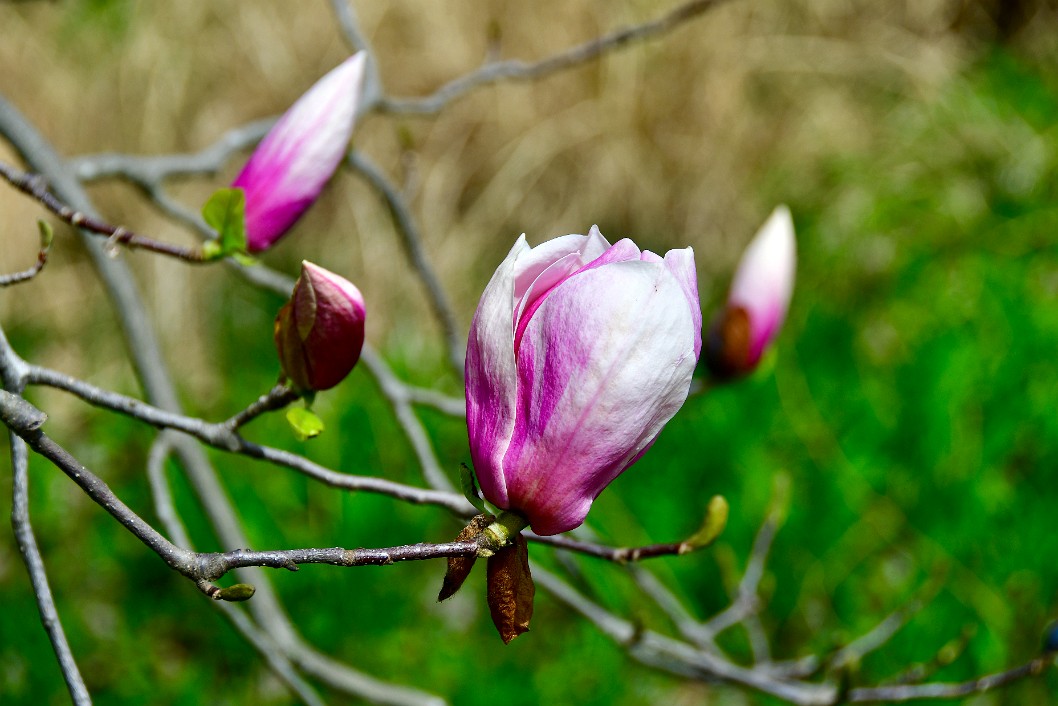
<box><xmin>466</xmin><ymin>228</ymin><xmax>702</xmax><ymax>536</ymax></box>
<box><xmin>705</xmin><ymin>205</ymin><xmax>796</xmax><ymax>379</ymax></box>
<box><xmin>233</xmin><ymin>53</ymin><xmax>366</xmax><ymax>252</ymax></box>
<box><xmin>274</xmin><ymin>261</ymin><xmax>366</xmax><ymax>392</ymax></box>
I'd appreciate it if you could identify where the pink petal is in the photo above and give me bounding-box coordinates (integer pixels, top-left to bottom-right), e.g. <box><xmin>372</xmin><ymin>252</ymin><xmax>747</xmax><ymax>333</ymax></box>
<box><xmin>234</xmin><ymin>53</ymin><xmax>367</xmax><ymax>252</ymax></box>
<box><xmin>729</xmin><ymin>205</ymin><xmax>796</xmax><ymax>364</ymax></box>
<box><xmin>466</xmin><ymin>236</ymin><xmax>531</xmax><ymax>509</ymax></box>
<box><xmin>662</xmin><ymin>247</ymin><xmax>703</xmax><ymax>359</ymax></box>
<box><xmin>276</xmin><ymin>261</ymin><xmax>366</xmax><ymax>391</ymax></box>
<box><xmin>502</xmin><ymin>259</ymin><xmax>697</xmax><ymax>535</ymax></box>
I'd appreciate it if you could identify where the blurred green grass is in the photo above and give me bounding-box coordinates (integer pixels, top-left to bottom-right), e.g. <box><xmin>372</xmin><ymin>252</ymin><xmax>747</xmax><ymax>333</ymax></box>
<box><xmin>3</xmin><ymin>2</ymin><xmax>1058</xmax><ymax>705</ymax></box>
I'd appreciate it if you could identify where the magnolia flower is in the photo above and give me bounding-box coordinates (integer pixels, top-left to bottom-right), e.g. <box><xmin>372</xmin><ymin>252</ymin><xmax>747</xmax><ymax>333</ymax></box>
<box><xmin>233</xmin><ymin>53</ymin><xmax>366</xmax><ymax>252</ymax></box>
<box><xmin>275</xmin><ymin>261</ymin><xmax>366</xmax><ymax>392</ymax></box>
<box><xmin>704</xmin><ymin>206</ymin><xmax>796</xmax><ymax>380</ymax></box>
<box><xmin>466</xmin><ymin>228</ymin><xmax>702</xmax><ymax>536</ymax></box>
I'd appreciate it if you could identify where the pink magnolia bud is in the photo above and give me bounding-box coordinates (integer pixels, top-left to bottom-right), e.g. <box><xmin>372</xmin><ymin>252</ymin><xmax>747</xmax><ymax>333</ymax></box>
<box><xmin>275</xmin><ymin>261</ymin><xmax>366</xmax><ymax>392</ymax></box>
<box><xmin>466</xmin><ymin>227</ymin><xmax>702</xmax><ymax>536</ymax></box>
<box><xmin>233</xmin><ymin>53</ymin><xmax>366</xmax><ymax>253</ymax></box>
<box><xmin>705</xmin><ymin>205</ymin><xmax>796</xmax><ymax>379</ymax></box>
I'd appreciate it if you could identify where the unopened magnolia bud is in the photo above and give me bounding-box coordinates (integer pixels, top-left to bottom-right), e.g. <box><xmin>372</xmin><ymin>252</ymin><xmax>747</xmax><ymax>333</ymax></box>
<box><xmin>466</xmin><ymin>227</ymin><xmax>701</xmax><ymax>536</ymax></box>
<box><xmin>275</xmin><ymin>261</ymin><xmax>365</xmax><ymax>392</ymax></box>
<box><xmin>234</xmin><ymin>53</ymin><xmax>366</xmax><ymax>252</ymax></box>
<box><xmin>704</xmin><ymin>205</ymin><xmax>796</xmax><ymax>380</ymax></box>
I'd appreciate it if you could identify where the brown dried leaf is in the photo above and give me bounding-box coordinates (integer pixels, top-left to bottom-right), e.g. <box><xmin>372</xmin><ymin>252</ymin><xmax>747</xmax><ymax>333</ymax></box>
<box><xmin>438</xmin><ymin>513</ymin><xmax>492</xmax><ymax>602</ymax></box>
<box><xmin>486</xmin><ymin>533</ymin><xmax>534</xmax><ymax>644</ymax></box>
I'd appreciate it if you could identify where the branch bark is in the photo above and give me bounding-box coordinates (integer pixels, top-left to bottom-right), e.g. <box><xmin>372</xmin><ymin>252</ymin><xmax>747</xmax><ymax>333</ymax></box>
<box><xmin>0</xmin><ymin>326</ymin><xmax>90</xmax><ymax>705</ymax></box>
<box><xmin>377</xmin><ymin>0</ymin><xmax>732</xmax><ymax>114</ymax></box>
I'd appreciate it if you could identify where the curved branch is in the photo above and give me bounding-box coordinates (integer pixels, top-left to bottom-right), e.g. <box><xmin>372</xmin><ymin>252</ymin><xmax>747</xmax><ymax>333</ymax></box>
<box><xmin>69</xmin><ymin>118</ymin><xmax>273</xmax><ymax>183</ymax></box>
<box><xmin>348</xmin><ymin>153</ymin><xmax>465</xmax><ymax>375</ymax></box>
<box><xmin>0</xmin><ymin>80</ymin><xmax>448</xmax><ymax>706</ymax></box>
<box><xmin>0</xmin><ymin>161</ymin><xmax>210</xmax><ymax>263</ymax></box>
<box><xmin>527</xmin><ymin>531</ymin><xmax>706</xmax><ymax>562</ymax></box>
<box><xmin>0</xmin><ymin>221</ymin><xmax>51</xmax><ymax>286</ymax></box>
<box><xmin>360</xmin><ymin>345</ymin><xmax>459</xmax><ymax>493</ymax></box>
<box><xmin>532</xmin><ymin>565</ymin><xmax>839</xmax><ymax>705</ymax></box>
<box><xmin>22</xmin><ymin>358</ymin><xmax>734</xmax><ymax>565</ymax></box>
<box><xmin>847</xmin><ymin>657</ymin><xmax>1052</xmax><ymax>702</ymax></box>
<box><xmin>0</xmin><ymin>389</ymin><xmax>482</xmax><ymax>583</ymax></box>
<box><xmin>223</xmin><ymin>384</ymin><xmax>301</xmax><ymax>430</ymax></box>
<box><xmin>20</xmin><ymin>364</ymin><xmax>472</xmax><ymax>512</ymax></box>
<box><xmin>377</xmin><ymin>0</ymin><xmax>731</xmax><ymax>115</ymax></box>
<box><xmin>2</xmin><ymin>325</ymin><xmax>90</xmax><ymax>705</ymax></box>
<box><xmin>7</xmin><ymin>430</ymin><xmax>92</xmax><ymax>705</ymax></box>
<box><xmin>147</xmin><ymin>436</ymin><xmax>326</xmax><ymax>706</ymax></box>
<box><xmin>25</xmin><ymin>359</ymin><xmax>723</xmax><ymax>565</ymax></box>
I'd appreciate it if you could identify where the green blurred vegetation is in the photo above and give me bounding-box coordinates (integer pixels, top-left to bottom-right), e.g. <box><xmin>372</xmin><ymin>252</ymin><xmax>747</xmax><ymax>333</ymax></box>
<box><xmin>3</xmin><ymin>1</ymin><xmax>1058</xmax><ymax>704</ymax></box>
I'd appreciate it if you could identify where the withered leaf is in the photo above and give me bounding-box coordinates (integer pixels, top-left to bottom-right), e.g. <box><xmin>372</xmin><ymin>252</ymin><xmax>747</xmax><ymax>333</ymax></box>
<box><xmin>486</xmin><ymin>533</ymin><xmax>534</xmax><ymax>644</ymax></box>
<box><xmin>438</xmin><ymin>513</ymin><xmax>493</xmax><ymax>602</ymax></box>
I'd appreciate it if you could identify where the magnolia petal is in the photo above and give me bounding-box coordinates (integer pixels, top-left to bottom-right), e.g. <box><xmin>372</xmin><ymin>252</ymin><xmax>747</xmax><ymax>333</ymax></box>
<box><xmin>662</xmin><ymin>247</ymin><xmax>703</xmax><ymax>359</ymax></box>
<box><xmin>514</xmin><ymin>236</ymin><xmax>645</xmax><ymax>349</ymax></box>
<box><xmin>512</xmin><ymin>231</ymin><xmax>610</xmax><ymax>330</ymax></box>
<box><xmin>729</xmin><ymin>205</ymin><xmax>796</xmax><ymax>364</ymax></box>
<box><xmin>466</xmin><ymin>236</ymin><xmax>532</xmax><ymax>509</ymax></box>
<box><xmin>275</xmin><ymin>261</ymin><xmax>365</xmax><ymax>392</ymax></box>
<box><xmin>502</xmin><ymin>259</ymin><xmax>696</xmax><ymax>535</ymax></box>
<box><xmin>235</xmin><ymin>53</ymin><xmax>367</xmax><ymax>252</ymax></box>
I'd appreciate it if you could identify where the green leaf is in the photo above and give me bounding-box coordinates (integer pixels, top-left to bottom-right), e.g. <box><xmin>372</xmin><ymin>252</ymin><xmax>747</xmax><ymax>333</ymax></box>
<box><xmin>286</xmin><ymin>407</ymin><xmax>324</xmax><ymax>441</ymax></box>
<box><xmin>36</xmin><ymin>220</ymin><xmax>54</xmax><ymax>249</ymax></box>
<box><xmin>459</xmin><ymin>463</ymin><xmax>488</xmax><ymax>514</ymax></box>
<box><xmin>201</xmin><ymin>187</ymin><xmax>247</xmax><ymax>260</ymax></box>
<box><xmin>683</xmin><ymin>495</ymin><xmax>729</xmax><ymax>551</ymax></box>
<box><xmin>215</xmin><ymin>583</ymin><xmax>256</xmax><ymax>602</ymax></box>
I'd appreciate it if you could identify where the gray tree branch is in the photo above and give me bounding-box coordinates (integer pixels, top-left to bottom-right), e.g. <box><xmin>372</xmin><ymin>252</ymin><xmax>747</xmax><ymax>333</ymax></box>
<box><xmin>0</xmin><ymin>90</ymin><xmax>443</xmax><ymax>706</ymax></box>
<box><xmin>376</xmin><ymin>0</ymin><xmax>732</xmax><ymax>115</ymax></box>
<box><xmin>2</xmin><ymin>326</ymin><xmax>90</xmax><ymax>705</ymax></box>
<box><xmin>0</xmin><ymin>389</ymin><xmax>483</xmax><ymax>587</ymax></box>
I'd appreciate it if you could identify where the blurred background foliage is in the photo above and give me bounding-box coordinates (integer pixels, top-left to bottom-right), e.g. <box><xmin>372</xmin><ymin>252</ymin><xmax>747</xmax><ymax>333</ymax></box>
<box><xmin>2</xmin><ymin>0</ymin><xmax>1058</xmax><ymax>704</ymax></box>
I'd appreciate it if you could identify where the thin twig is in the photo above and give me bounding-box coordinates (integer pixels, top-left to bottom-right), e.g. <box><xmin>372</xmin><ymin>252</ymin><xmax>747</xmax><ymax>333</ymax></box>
<box><xmin>402</xmin><ymin>385</ymin><xmax>466</xmax><ymax>416</ymax></box>
<box><xmin>23</xmin><ymin>358</ymin><xmax>727</xmax><ymax>564</ymax></box>
<box><xmin>224</xmin><ymin>383</ymin><xmax>301</xmax><ymax>430</ymax></box>
<box><xmin>348</xmin><ymin>153</ymin><xmax>465</xmax><ymax>375</ymax></box>
<box><xmin>0</xmin><ymin>160</ymin><xmax>210</xmax><ymax>263</ymax></box>
<box><xmin>69</xmin><ymin>118</ymin><xmax>273</xmax><ymax>183</ymax></box>
<box><xmin>8</xmin><ymin>430</ymin><xmax>93</xmax><ymax>705</ymax></box>
<box><xmin>532</xmin><ymin>565</ymin><xmax>839</xmax><ymax>705</ymax></box>
<box><xmin>19</xmin><ymin>364</ymin><xmax>471</xmax><ymax>512</ymax></box>
<box><xmin>826</xmin><ymin>581</ymin><xmax>939</xmax><ymax>672</ymax></box>
<box><xmin>146</xmin><ymin>436</ymin><xmax>193</xmax><ymax>547</ymax></box>
<box><xmin>3</xmin><ymin>326</ymin><xmax>91</xmax><ymax>705</ymax></box>
<box><xmin>847</xmin><ymin>656</ymin><xmax>1052</xmax><ymax>702</ymax></box>
<box><xmin>743</xmin><ymin>612</ymin><xmax>772</xmax><ymax>665</ymax></box>
<box><xmin>219</xmin><ymin>604</ymin><xmax>328</xmax><ymax>706</ymax></box>
<box><xmin>1</xmin><ymin>91</ymin><xmax>442</xmax><ymax>706</ymax></box>
<box><xmin>147</xmin><ymin>435</ymin><xmax>326</xmax><ymax>706</ymax></box>
<box><xmin>527</xmin><ymin>531</ymin><xmax>710</xmax><ymax>562</ymax></box>
<box><xmin>0</xmin><ymin>222</ymin><xmax>52</xmax><ymax>286</ymax></box>
<box><xmin>697</xmin><ymin>502</ymin><xmax>780</xmax><ymax>643</ymax></box>
<box><xmin>377</xmin><ymin>0</ymin><xmax>731</xmax><ymax>115</ymax></box>
<box><xmin>0</xmin><ymin>389</ymin><xmax>483</xmax><ymax>584</ymax></box>
<box><xmin>630</xmin><ymin>567</ymin><xmax>722</xmax><ymax>650</ymax></box>
<box><xmin>324</xmin><ymin>0</ymin><xmax>385</xmax><ymax>112</ymax></box>
<box><xmin>360</xmin><ymin>345</ymin><xmax>459</xmax><ymax>493</ymax></box>
<box><xmin>328</xmin><ymin>0</ymin><xmax>371</xmax><ymax>52</ymax></box>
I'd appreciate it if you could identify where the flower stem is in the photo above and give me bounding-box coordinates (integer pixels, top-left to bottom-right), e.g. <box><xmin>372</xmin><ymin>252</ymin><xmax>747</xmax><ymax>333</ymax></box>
<box><xmin>481</xmin><ymin>511</ymin><xmax>529</xmax><ymax>554</ymax></box>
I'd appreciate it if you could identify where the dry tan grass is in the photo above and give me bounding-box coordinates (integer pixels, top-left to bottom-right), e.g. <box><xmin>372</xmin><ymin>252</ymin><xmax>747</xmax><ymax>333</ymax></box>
<box><xmin>0</xmin><ymin>0</ymin><xmax>1006</xmax><ymax>396</ymax></box>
